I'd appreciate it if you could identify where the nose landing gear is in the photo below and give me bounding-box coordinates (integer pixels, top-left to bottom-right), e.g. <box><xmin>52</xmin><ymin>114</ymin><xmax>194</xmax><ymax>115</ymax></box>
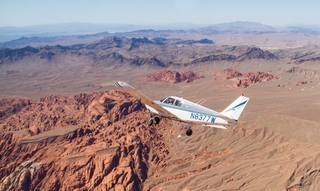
<box><xmin>186</xmin><ymin>124</ymin><xmax>193</xmax><ymax>136</ymax></box>
<box><xmin>186</xmin><ymin>129</ymin><xmax>193</xmax><ymax>136</ymax></box>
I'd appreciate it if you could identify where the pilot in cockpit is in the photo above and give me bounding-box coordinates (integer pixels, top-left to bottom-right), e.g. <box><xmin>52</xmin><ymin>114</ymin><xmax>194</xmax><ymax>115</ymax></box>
<box><xmin>164</xmin><ymin>97</ymin><xmax>175</xmax><ymax>105</ymax></box>
<box><xmin>168</xmin><ymin>98</ymin><xmax>174</xmax><ymax>105</ymax></box>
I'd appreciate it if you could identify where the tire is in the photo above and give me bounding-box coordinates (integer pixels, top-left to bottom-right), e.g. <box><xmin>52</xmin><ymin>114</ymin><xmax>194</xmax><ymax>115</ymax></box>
<box><xmin>153</xmin><ymin>117</ymin><xmax>160</xmax><ymax>124</ymax></box>
<box><xmin>186</xmin><ymin>129</ymin><xmax>193</xmax><ymax>136</ymax></box>
<box><xmin>147</xmin><ymin>118</ymin><xmax>153</xmax><ymax>126</ymax></box>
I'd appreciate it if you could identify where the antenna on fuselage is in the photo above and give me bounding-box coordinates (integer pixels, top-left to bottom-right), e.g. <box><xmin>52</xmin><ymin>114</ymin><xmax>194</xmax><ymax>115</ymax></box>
<box><xmin>196</xmin><ymin>98</ymin><xmax>207</xmax><ymax>105</ymax></box>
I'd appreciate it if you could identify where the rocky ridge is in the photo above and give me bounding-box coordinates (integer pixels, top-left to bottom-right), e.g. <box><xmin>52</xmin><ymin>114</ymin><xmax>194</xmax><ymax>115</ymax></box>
<box><xmin>2</xmin><ymin>88</ymin><xmax>320</xmax><ymax>190</ymax></box>
<box><xmin>6</xmin><ymin>36</ymin><xmax>320</xmax><ymax>69</ymax></box>
<box><xmin>0</xmin><ymin>37</ymin><xmax>279</xmax><ymax>66</ymax></box>
<box><xmin>0</xmin><ymin>90</ymin><xmax>171</xmax><ymax>191</ymax></box>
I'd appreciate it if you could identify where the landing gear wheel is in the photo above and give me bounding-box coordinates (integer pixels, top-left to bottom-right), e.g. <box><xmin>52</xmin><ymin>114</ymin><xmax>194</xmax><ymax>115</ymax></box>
<box><xmin>153</xmin><ymin>116</ymin><xmax>160</xmax><ymax>124</ymax></box>
<box><xmin>186</xmin><ymin>129</ymin><xmax>193</xmax><ymax>136</ymax></box>
<box><xmin>147</xmin><ymin>118</ymin><xmax>153</xmax><ymax>126</ymax></box>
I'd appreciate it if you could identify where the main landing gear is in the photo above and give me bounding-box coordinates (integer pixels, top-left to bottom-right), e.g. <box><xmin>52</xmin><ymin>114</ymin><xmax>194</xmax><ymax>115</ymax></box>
<box><xmin>147</xmin><ymin>116</ymin><xmax>160</xmax><ymax>126</ymax></box>
<box><xmin>146</xmin><ymin>114</ymin><xmax>193</xmax><ymax>136</ymax></box>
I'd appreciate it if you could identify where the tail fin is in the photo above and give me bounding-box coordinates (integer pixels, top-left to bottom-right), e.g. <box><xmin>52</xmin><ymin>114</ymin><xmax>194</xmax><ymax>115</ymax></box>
<box><xmin>220</xmin><ymin>95</ymin><xmax>249</xmax><ymax>121</ymax></box>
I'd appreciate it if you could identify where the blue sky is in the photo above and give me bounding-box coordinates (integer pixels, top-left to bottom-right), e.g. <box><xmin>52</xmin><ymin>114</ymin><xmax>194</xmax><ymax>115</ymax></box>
<box><xmin>1</xmin><ymin>0</ymin><xmax>320</xmax><ymax>27</ymax></box>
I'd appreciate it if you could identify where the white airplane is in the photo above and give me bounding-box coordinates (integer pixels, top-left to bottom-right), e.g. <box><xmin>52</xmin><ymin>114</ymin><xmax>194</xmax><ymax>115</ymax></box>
<box><xmin>115</xmin><ymin>81</ymin><xmax>249</xmax><ymax>136</ymax></box>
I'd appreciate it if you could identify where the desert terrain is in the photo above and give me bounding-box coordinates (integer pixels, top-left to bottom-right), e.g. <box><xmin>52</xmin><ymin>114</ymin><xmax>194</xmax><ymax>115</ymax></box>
<box><xmin>1</xmin><ymin>24</ymin><xmax>320</xmax><ymax>190</ymax></box>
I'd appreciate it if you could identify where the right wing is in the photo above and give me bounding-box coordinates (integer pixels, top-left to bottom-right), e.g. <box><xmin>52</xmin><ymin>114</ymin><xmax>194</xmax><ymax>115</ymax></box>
<box><xmin>115</xmin><ymin>81</ymin><xmax>180</xmax><ymax>120</ymax></box>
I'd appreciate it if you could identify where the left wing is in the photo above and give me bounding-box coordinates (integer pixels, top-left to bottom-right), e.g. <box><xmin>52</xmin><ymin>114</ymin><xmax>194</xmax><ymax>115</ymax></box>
<box><xmin>115</xmin><ymin>81</ymin><xmax>180</xmax><ymax>120</ymax></box>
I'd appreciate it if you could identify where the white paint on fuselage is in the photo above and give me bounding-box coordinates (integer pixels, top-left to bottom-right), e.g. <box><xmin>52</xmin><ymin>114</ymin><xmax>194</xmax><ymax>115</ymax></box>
<box><xmin>148</xmin><ymin>96</ymin><xmax>229</xmax><ymax>126</ymax></box>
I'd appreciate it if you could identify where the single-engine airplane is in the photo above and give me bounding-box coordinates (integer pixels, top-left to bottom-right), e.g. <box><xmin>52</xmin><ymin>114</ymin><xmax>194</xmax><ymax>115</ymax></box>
<box><xmin>115</xmin><ymin>81</ymin><xmax>249</xmax><ymax>136</ymax></box>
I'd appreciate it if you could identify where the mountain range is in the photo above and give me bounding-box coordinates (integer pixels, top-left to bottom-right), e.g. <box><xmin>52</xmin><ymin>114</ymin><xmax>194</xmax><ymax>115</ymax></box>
<box><xmin>1</xmin><ymin>21</ymin><xmax>320</xmax><ymax>48</ymax></box>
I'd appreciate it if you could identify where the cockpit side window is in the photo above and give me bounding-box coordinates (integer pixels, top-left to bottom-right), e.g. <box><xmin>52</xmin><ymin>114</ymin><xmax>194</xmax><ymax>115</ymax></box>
<box><xmin>174</xmin><ymin>100</ymin><xmax>182</xmax><ymax>107</ymax></box>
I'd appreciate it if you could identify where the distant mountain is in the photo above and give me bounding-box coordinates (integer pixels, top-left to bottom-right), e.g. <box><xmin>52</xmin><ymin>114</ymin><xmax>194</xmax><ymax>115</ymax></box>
<box><xmin>198</xmin><ymin>21</ymin><xmax>277</xmax><ymax>34</ymax></box>
<box><xmin>0</xmin><ymin>23</ymin><xmax>131</xmax><ymax>43</ymax></box>
<box><xmin>285</xmin><ymin>26</ymin><xmax>320</xmax><ymax>35</ymax></box>
<box><xmin>0</xmin><ymin>22</ymin><xmax>128</xmax><ymax>37</ymax></box>
<box><xmin>0</xmin><ymin>22</ymin><xmax>206</xmax><ymax>42</ymax></box>
<box><xmin>0</xmin><ymin>36</ymin><xmax>280</xmax><ymax>67</ymax></box>
<box><xmin>1</xmin><ymin>21</ymin><xmax>320</xmax><ymax>48</ymax></box>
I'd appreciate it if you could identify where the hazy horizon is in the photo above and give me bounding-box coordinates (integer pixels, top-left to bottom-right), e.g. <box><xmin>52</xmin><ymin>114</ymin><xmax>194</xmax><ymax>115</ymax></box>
<box><xmin>1</xmin><ymin>0</ymin><xmax>320</xmax><ymax>27</ymax></box>
<box><xmin>1</xmin><ymin>21</ymin><xmax>320</xmax><ymax>29</ymax></box>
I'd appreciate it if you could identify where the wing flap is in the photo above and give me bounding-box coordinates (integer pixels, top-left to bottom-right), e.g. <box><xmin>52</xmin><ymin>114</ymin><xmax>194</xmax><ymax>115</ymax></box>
<box><xmin>174</xmin><ymin>119</ymin><xmax>228</xmax><ymax>129</ymax></box>
<box><xmin>202</xmin><ymin>124</ymin><xmax>227</xmax><ymax>129</ymax></box>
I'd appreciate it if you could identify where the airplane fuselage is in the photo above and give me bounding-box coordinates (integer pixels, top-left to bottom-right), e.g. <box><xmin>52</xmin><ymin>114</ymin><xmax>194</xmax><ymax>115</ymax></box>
<box><xmin>145</xmin><ymin>97</ymin><xmax>230</xmax><ymax>128</ymax></box>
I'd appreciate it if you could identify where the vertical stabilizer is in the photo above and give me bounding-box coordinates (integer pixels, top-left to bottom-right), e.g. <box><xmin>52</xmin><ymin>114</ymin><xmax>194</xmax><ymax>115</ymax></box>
<box><xmin>221</xmin><ymin>95</ymin><xmax>249</xmax><ymax>121</ymax></box>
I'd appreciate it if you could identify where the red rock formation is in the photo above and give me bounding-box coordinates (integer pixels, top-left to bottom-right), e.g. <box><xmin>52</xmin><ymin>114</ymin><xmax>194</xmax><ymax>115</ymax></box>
<box><xmin>0</xmin><ymin>90</ymin><xmax>171</xmax><ymax>191</ymax></box>
<box><xmin>219</xmin><ymin>68</ymin><xmax>279</xmax><ymax>88</ymax></box>
<box><xmin>223</xmin><ymin>68</ymin><xmax>243</xmax><ymax>79</ymax></box>
<box><xmin>144</xmin><ymin>70</ymin><xmax>205</xmax><ymax>83</ymax></box>
<box><xmin>235</xmin><ymin>79</ymin><xmax>250</xmax><ymax>88</ymax></box>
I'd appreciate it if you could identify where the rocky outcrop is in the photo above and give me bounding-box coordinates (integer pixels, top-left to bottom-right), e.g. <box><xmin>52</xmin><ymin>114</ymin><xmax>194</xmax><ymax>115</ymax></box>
<box><xmin>85</xmin><ymin>37</ymin><xmax>125</xmax><ymax>50</ymax></box>
<box><xmin>0</xmin><ymin>159</ymin><xmax>42</xmax><ymax>191</ymax></box>
<box><xmin>224</xmin><ymin>68</ymin><xmax>243</xmax><ymax>79</ymax></box>
<box><xmin>0</xmin><ymin>90</ymin><xmax>171</xmax><ymax>191</ymax></box>
<box><xmin>285</xmin><ymin>67</ymin><xmax>320</xmax><ymax>78</ymax></box>
<box><xmin>97</xmin><ymin>52</ymin><xmax>165</xmax><ymax>67</ymax></box>
<box><xmin>234</xmin><ymin>71</ymin><xmax>279</xmax><ymax>88</ymax></box>
<box><xmin>129</xmin><ymin>37</ymin><xmax>154</xmax><ymax>50</ymax></box>
<box><xmin>144</xmin><ymin>70</ymin><xmax>205</xmax><ymax>83</ymax></box>
<box><xmin>0</xmin><ymin>46</ymin><xmax>39</xmax><ymax>63</ymax></box>
<box><xmin>131</xmin><ymin>56</ymin><xmax>165</xmax><ymax>67</ymax></box>
<box><xmin>237</xmin><ymin>47</ymin><xmax>278</xmax><ymax>61</ymax></box>
<box><xmin>189</xmin><ymin>47</ymin><xmax>277</xmax><ymax>65</ymax></box>
<box><xmin>190</xmin><ymin>54</ymin><xmax>237</xmax><ymax>64</ymax></box>
<box><xmin>215</xmin><ymin>68</ymin><xmax>279</xmax><ymax>88</ymax></box>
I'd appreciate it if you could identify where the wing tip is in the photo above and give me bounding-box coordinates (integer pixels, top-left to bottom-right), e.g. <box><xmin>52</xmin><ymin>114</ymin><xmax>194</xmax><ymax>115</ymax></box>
<box><xmin>115</xmin><ymin>81</ymin><xmax>133</xmax><ymax>89</ymax></box>
<box><xmin>114</xmin><ymin>81</ymin><xmax>121</xmax><ymax>87</ymax></box>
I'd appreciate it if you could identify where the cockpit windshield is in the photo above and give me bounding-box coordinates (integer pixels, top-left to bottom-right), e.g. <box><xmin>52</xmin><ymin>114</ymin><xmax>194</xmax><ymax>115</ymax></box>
<box><xmin>163</xmin><ymin>97</ymin><xmax>175</xmax><ymax>105</ymax></box>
